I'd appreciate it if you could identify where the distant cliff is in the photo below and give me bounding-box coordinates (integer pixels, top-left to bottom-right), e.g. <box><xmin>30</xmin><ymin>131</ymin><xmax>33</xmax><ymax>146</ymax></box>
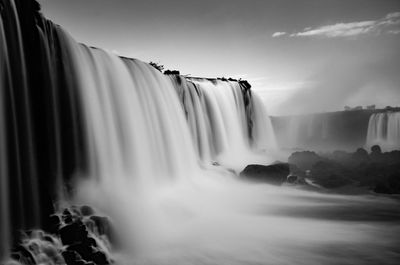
<box><xmin>271</xmin><ymin>108</ymin><xmax>400</xmax><ymax>151</ymax></box>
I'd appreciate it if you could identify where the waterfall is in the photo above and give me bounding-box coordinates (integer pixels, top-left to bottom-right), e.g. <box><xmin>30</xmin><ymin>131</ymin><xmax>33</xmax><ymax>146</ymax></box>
<box><xmin>1</xmin><ymin>0</ymin><xmax>41</xmax><ymax>258</ymax></box>
<box><xmin>170</xmin><ymin>76</ymin><xmax>276</xmax><ymax>167</ymax></box>
<box><xmin>272</xmin><ymin>110</ymin><xmax>374</xmax><ymax>151</ymax></box>
<box><xmin>3</xmin><ymin>2</ymin><xmax>400</xmax><ymax>265</ymax></box>
<box><xmin>366</xmin><ymin>112</ymin><xmax>400</xmax><ymax>151</ymax></box>
<box><xmin>0</xmin><ymin>0</ymin><xmax>277</xmax><ymax>257</ymax></box>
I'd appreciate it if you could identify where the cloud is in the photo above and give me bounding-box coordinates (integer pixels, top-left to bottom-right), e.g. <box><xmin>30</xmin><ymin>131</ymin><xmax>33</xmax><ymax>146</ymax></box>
<box><xmin>277</xmin><ymin>50</ymin><xmax>400</xmax><ymax>115</ymax></box>
<box><xmin>272</xmin><ymin>31</ymin><xmax>286</xmax><ymax>37</ymax></box>
<box><xmin>289</xmin><ymin>11</ymin><xmax>400</xmax><ymax>38</ymax></box>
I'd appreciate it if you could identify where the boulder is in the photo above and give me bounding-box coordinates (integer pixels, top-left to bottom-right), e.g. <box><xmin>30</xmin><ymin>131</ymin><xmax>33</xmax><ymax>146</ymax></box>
<box><xmin>80</xmin><ymin>205</ymin><xmax>95</xmax><ymax>216</ymax></box>
<box><xmin>59</xmin><ymin>221</ymin><xmax>88</xmax><ymax>245</ymax></box>
<box><xmin>240</xmin><ymin>163</ymin><xmax>290</xmax><ymax>185</ymax></box>
<box><xmin>286</xmin><ymin>175</ymin><xmax>298</xmax><ymax>184</ymax></box>
<box><xmin>91</xmin><ymin>251</ymin><xmax>110</xmax><ymax>265</ymax></box>
<box><xmin>288</xmin><ymin>151</ymin><xmax>323</xmax><ymax>171</ymax></box>
<box><xmin>371</xmin><ymin>145</ymin><xmax>382</xmax><ymax>154</ymax></box>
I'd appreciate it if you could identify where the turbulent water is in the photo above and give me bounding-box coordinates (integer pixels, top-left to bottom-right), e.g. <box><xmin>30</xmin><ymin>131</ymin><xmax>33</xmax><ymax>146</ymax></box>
<box><xmin>366</xmin><ymin>112</ymin><xmax>400</xmax><ymax>151</ymax></box>
<box><xmin>1</xmin><ymin>1</ymin><xmax>400</xmax><ymax>264</ymax></box>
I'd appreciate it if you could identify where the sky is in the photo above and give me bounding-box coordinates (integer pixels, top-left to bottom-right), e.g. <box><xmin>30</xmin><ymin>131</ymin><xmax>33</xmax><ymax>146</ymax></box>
<box><xmin>38</xmin><ymin>0</ymin><xmax>400</xmax><ymax>115</ymax></box>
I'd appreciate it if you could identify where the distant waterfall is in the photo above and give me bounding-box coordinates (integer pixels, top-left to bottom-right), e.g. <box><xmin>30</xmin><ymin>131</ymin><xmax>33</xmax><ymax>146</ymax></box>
<box><xmin>271</xmin><ymin>110</ymin><xmax>374</xmax><ymax>151</ymax></box>
<box><xmin>274</xmin><ymin>114</ymin><xmax>332</xmax><ymax>150</ymax></box>
<box><xmin>366</xmin><ymin>112</ymin><xmax>400</xmax><ymax>151</ymax></box>
<box><xmin>0</xmin><ymin>0</ymin><xmax>277</xmax><ymax>257</ymax></box>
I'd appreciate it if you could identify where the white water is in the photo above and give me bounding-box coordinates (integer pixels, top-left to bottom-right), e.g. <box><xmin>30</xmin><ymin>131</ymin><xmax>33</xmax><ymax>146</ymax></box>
<box><xmin>171</xmin><ymin>77</ymin><xmax>277</xmax><ymax>170</ymax></box>
<box><xmin>366</xmin><ymin>112</ymin><xmax>400</xmax><ymax>151</ymax></box>
<box><xmin>51</xmin><ymin>27</ymin><xmax>400</xmax><ymax>265</ymax></box>
<box><xmin>1</xmin><ymin>4</ymin><xmax>400</xmax><ymax>263</ymax></box>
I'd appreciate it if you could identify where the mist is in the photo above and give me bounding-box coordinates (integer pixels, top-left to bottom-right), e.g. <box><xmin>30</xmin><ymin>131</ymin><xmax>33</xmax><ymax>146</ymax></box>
<box><xmin>277</xmin><ymin>38</ymin><xmax>400</xmax><ymax>116</ymax></box>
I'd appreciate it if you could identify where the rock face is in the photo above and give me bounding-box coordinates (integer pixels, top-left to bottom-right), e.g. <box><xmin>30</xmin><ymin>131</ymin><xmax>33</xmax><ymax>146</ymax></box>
<box><xmin>10</xmin><ymin>206</ymin><xmax>114</xmax><ymax>265</ymax></box>
<box><xmin>240</xmin><ymin>163</ymin><xmax>290</xmax><ymax>185</ymax></box>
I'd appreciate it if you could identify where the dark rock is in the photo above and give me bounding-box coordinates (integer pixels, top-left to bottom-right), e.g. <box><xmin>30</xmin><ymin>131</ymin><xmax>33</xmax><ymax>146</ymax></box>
<box><xmin>63</xmin><ymin>209</ymin><xmax>72</xmax><ymax>217</ymax></box>
<box><xmin>288</xmin><ymin>151</ymin><xmax>323</xmax><ymax>171</ymax></box>
<box><xmin>11</xmin><ymin>245</ymin><xmax>36</xmax><ymax>265</ymax></box>
<box><xmin>59</xmin><ymin>222</ymin><xmax>88</xmax><ymax>245</ymax></box>
<box><xmin>240</xmin><ymin>163</ymin><xmax>290</xmax><ymax>185</ymax></box>
<box><xmin>91</xmin><ymin>251</ymin><xmax>110</xmax><ymax>265</ymax></box>
<box><xmin>371</xmin><ymin>145</ymin><xmax>382</xmax><ymax>154</ymax></box>
<box><xmin>164</xmin><ymin>69</ymin><xmax>180</xmax><ymax>75</ymax></box>
<box><xmin>62</xmin><ymin>250</ymin><xmax>83</xmax><ymax>265</ymax></box>
<box><xmin>90</xmin><ymin>216</ymin><xmax>112</xmax><ymax>237</ymax></box>
<box><xmin>48</xmin><ymin>214</ymin><xmax>61</xmax><ymax>234</ymax></box>
<box><xmin>81</xmin><ymin>205</ymin><xmax>95</xmax><ymax>216</ymax></box>
<box><xmin>67</xmin><ymin>243</ymin><xmax>94</xmax><ymax>261</ymax></box>
<box><xmin>62</xmin><ymin>209</ymin><xmax>74</xmax><ymax>224</ymax></box>
<box><xmin>85</xmin><ymin>237</ymin><xmax>97</xmax><ymax>247</ymax></box>
<box><xmin>287</xmin><ymin>175</ymin><xmax>298</xmax><ymax>184</ymax></box>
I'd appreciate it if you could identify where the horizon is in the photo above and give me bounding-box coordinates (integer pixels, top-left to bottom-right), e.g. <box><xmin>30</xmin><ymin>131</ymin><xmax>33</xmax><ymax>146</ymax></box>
<box><xmin>38</xmin><ymin>0</ymin><xmax>400</xmax><ymax>115</ymax></box>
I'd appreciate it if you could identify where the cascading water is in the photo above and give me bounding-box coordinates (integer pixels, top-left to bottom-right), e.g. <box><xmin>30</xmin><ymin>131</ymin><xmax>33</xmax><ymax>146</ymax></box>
<box><xmin>1</xmin><ymin>1</ymin><xmax>400</xmax><ymax>264</ymax></box>
<box><xmin>366</xmin><ymin>112</ymin><xmax>400</xmax><ymax>151</ymax></box>
<box><xmin>272</xmin><ymin>110</ymin><xmax>375</xmax><ymax>151</ymax></box>
<box><xmin>170</xmin><ymin>76</ymin><xmax>276</xmax><ymax>169</ymax></box>
<box><xmin>0</xmin><ymin>0</ymin><xmax>276</xmax><ymax>258</ymax></box>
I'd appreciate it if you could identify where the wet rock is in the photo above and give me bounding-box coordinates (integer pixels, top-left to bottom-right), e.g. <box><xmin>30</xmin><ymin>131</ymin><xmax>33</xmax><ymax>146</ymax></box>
<box><xmin>81</xmin><ymin>205</ymin><xmax>95</xmax><ymax>216</ymax></box>
<box><xmin>11</xmin><ymin>245</ymin><xmax>36</xmax><ymax>265</ymax></box>
<box><xmin>62</xmin><ymin>250</ymin><xmax>83</xmax><ymax>265</ymax></box>
<box><xmin>240</xmin><ymin>163</ymin><xmax>290</xmax><ymax>185</ymax></box>
<box><xmin>287</xmin><ymin>175</ymin><xmax>298</xmax><ymax>184</ymax></box>
<box><xmin>90</xmin><ymin>216</ymin><xmax>112</xmax><ymax>238</ymax></box>
<box><xmin>371</xmin><ymin>145</ymin><xmax>382</xmax><ymax>154</ymax></box>
<box><xmin>67</xmin><ymin>243</ymin><xmax>94</xmax><ymax>261</ymax></box>
<box><xmin>48</xmin><ymin>214</ymin><xmax>61</xmax><ymax>234</ymax></box>
<box><xmin>62</xmin><ymin>209</ymin><xmax>73</xmax><ymax>224</ymax></box>
<box><xmin>288</xmin><ymin>151</ymin><xmax>323</xmax><ymax>171</ymax></box>
<box><xmin>91</xmin><ymin>251</ymin><xmax>110</xmax><ymax>265</ymax></box>
<box><xmin>59</xmin><ymin>221</ymin><xmax>88</xmax><ymax>245</ymax></box>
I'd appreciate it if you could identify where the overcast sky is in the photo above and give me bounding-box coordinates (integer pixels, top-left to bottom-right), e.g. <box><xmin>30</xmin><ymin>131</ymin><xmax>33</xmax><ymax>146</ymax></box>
<box><xmin>39</xmin><ymin>0</ymin><xmax>400</xmax><ymax>115</ymax></box>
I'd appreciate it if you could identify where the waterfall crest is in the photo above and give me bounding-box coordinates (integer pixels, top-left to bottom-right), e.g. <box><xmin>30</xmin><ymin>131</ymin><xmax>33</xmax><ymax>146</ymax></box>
<box><xmin>366</xmin><ymin>112</ymin><xmax>400</xmax><ymax>151</ymax></box>
<box><xmin>170</xmin><ymin>76</ymin><xmax>276</xmax><ymax>167</ymax></box>
<box><xmin>0</xmin><ymin>0</ymin><xmax>276</xmax><ymax>257</ymax></box>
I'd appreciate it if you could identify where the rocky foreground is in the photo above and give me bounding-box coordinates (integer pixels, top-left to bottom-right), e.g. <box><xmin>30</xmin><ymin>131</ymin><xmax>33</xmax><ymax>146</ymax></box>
<box><xmin>7</xmin><ymin>206</ymin><xmax>115</xmax><ymax>265</ymax></box>
<box><xmin>240</xmin><ymin>145</ymin><xmax>400</xmax><ymax>194</ymax></box>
